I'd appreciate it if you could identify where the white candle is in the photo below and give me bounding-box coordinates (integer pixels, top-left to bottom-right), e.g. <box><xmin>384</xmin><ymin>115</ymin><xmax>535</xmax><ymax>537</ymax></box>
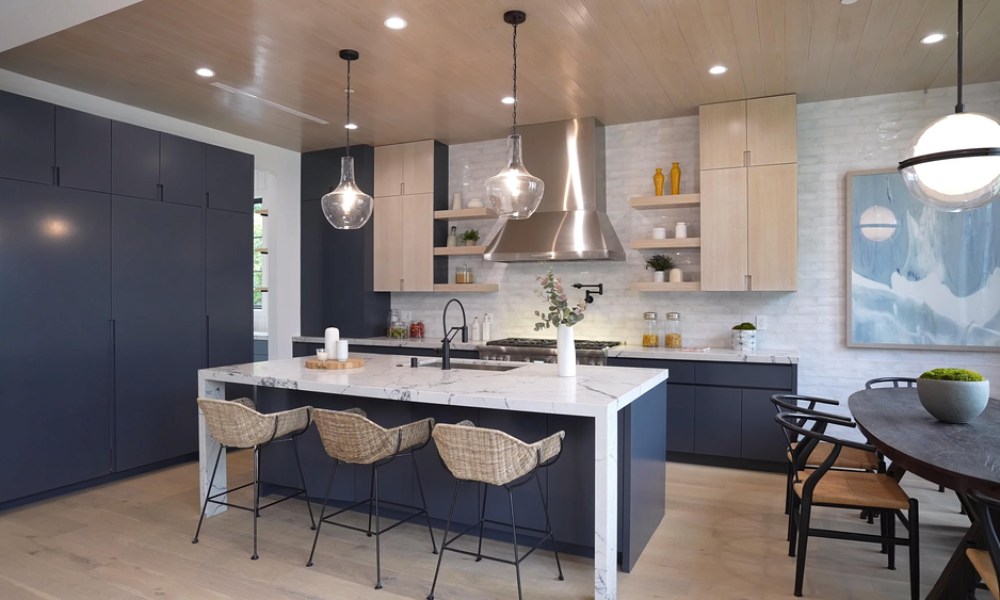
<box><xmin>316</xmin><ymin>350</ymin><xmax>328</xmax><ymax>361</ymax></box>
<box><xmin>324</xmin><ymin>327</ymin><xmax>340</xmax><ymax>356</ymax></box>
<box><xmin>336</xmin><ymin>339</ymin><xmax>349</xmax><ymax>361</ymax></box>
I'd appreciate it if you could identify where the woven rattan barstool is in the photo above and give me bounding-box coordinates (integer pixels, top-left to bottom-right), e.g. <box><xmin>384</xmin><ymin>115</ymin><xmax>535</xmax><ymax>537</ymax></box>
<box><xmin>427</xmin><ymin>421</ymin><xmax>565</xmax><ymax>600</ymax></box>
<box><xmin>306</xmin><ymin>408</ymin><xmax>438</xmax><ymax>590</ymax></box>
<box><xmin>192</xmin><ymin>397</ymin><xmax>315</xmax><ymax>560</ymax></box>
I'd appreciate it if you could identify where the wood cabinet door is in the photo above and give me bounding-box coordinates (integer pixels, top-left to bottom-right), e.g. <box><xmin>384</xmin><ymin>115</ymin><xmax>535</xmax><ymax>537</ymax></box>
<box><xmin>748</xmin><ymin>163</ymin><xmax>797</xmax><ymax>291</ymax></box>
<box><xmin>747</xmin><ymin>95</ymin><xmax>797</xmax><ymax>166</ymax></box>
<box><xmin>372</xmin><ymin>195</ymin><xmax>403</xmax><ymax>291</ymax></box>
<box><xmin>700</xmin><ymin>167</ymin><xmax>748</xmax><ymax>291</ymax></box>
<box><xmin>401</xmin><ymin>140</ymin><xmax>435</xmax><ymax>195</ymax></box>
<box><xmin>373</xmin><ymin>144</ymin><xmax>403</xmax><ymax>197</ymax></box>
<box><xmin>399</xmin><ymin>193</ymin><xmax>434</xmax><ymax>291</ymax></box>
<box><xmin>699</xmin><ymin>100</ymin><xmax>746</xmax><ymax>170</ymax></box>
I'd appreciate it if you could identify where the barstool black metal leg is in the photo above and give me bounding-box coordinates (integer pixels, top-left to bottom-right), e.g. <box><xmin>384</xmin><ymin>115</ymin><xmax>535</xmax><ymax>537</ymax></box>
<box><xmin>475</xmin><ymin>482</ymin><xmax>488</xmax><ymax>562</ymax></box>
<box><xmin>373</xmin><ymin>465</ymin><xmax>383</xmax><ymax>590</ymax></box>
<box><xmin>412</xmin><ymin>454</ymin><xmax>437</xmax><ymax>553</ymax></box>
<box><xmin>367</xmin><ymin>466</ymin><xmax>376</xmax><ymax>537</ymax></box>
<box><xmin>535</xmin><ymin>472</ymin><xmax>563</xmax><ymax>580</ymax></box>
<box><xmin>428</xmin><ymin>480</ymin><xmax>462</xmax><ymax>600</ymax></box>
<box><xmin>291</xmin><ymin>438</ymin><xmax>316</xmax><ymax>529</ymax></box>
<box><xmin>306</xmin><ymin>461</ymin><xmax>338</xmax><ymax>567</ymax></box>
<box><xmin>252</xmin><ymin>445</ymin><xmax>261</xmax><ymax>560</ymax></box>
<box><xmin>193</xmin><ymin>445</ymin><xmax>224</xmax><ymax>544</ymax></box>
<box><xmin>507</xmin><ymin>486</ymin><xmax>524</xmax><ymax>600</ymax></box>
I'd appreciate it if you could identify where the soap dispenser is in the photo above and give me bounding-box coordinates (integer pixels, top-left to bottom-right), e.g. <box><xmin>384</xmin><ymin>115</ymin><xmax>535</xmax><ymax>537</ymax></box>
<box><xmin>470</xmin><ymin>316</ymin><xmax>482</xmax><ymax>341</ymax></box>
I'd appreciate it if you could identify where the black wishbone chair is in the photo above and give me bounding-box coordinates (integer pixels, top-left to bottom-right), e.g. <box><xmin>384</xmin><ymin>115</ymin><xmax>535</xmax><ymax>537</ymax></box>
<box><xmin>775</xmin><ymin>411</ymin><xmax>920</xmax><ymax>600</ymax></box>
<box><xmin>966</xmin><ymin>491</ymin><xmax>1000</xmax><ymax>599</ymax></box>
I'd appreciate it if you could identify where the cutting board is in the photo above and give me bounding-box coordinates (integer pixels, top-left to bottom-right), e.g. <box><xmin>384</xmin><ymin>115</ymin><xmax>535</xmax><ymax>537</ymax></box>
<box><xmin>305</xmin><ymin>356</ymin><xmax>365</xmax><ymax>370</ymax></box>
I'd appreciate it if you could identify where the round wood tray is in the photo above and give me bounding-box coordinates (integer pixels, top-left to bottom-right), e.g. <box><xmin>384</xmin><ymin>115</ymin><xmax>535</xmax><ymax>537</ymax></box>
<box><xmin>304</xmin><ymin>356</ymin><xmax>365</xmax><ymax>370</ymax></box>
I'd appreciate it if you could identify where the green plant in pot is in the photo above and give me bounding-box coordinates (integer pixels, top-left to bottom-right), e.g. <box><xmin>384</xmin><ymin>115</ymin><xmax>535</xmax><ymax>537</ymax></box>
<box><xmin>916</xmin><ymin>368</ymin><xmax>990</xmax><ymax>423</ymax></box>
<box><xmin>645</xmin><ymin>254</ymin><xmax>674</xmax><ymax>283</ymax></box>
<box><xmin>731</xmin><ymin>321</ymin><xmax>757</xmax><ymax>353</ymax></box>
<box><xmin>461</xmin><ymin>228</ymin><xmax>480</xmax><ymax>246</ymax></box>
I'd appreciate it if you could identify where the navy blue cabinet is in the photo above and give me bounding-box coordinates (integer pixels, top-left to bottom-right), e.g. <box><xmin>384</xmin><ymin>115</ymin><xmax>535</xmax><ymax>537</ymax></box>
<box><xmin>112</xmin><ymin>197</ymin><xmax>204</xmax><ymax>471</ymax></box>
<box><xmin>0</xmin><ymin>180</ymin><xmax>113</xmax><ymax>504</ymax></box>
<box><xmin>741</xmin><ymin>388</ymin><xmax>788</xmax><ymax>462</ymax></box>
<box><xmin>206</xmin><ymin>144</ymin><xmax>254</xmax><ymax>213</ymax></box>
<box><xmin>666</xmin><ymin>383</ymin><xmax>696</xmax><ymax>453</ymax></box>
<box><xmin>207</xmin><ymin>208</ymin><xmax>253</xmax><ymax>367</ymax></box>
<box><xmin>55</xmin><ymin>107</ymin><xmax>111</xmax><ymax>193</ymax></box>
<box><xmin>160</xmin><ymin>133</ymin><xmax>205</xmax><ymax>207</ymax></box>
<box><xmin>0</xmin><ymin>91</ymin><xmax>54</xmax><ymax>185</ymax></box>
<box><xmin>111</xmin><ymin>121</ymin><xmax>160</xmax><ymax>200</ymax></box>
<box><xmin>694</xmin><ymin>387</ymin><xmax>743</xmax><ymax>457</ymax></box>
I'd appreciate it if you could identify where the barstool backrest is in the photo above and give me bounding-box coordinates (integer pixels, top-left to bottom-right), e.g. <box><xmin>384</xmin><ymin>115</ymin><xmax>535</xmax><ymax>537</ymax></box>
<box><xmin>433</xmin><ymin>423</ymin><xmax>563</xmax><ymax>486</ymax></box>
<box><xmin>197</xmin><ymin>398</ymin><xmax>311</xmax><ymax>448</ymax></box>
<box><xmin>312</xmin><ymin>408</ymin><xmax>399</xmax><ymax>464</ymax></box>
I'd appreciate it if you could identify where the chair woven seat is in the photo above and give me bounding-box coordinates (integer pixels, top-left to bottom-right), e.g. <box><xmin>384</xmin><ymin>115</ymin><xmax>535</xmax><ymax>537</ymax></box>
<box><xmin>967</xmin><ymin>548</ymin><xmax>1000</xmax><ymax>600</ymax></box>
<box><xmin>312</xmin><ymin>408</ymin><xmax>433</xmax><ymax>465</ymax></box>
<box><xmin>794</xmin><ymin>470</ymin><xmax>910</xmax><ymax>510</ymax></box>
<box><xmin>197</xmin><ymin>397</ymin><xmax>310</xmax><ymax>448</ymax></box>
<box><xmin>432</xmin><ymin>422</ymin><xmax>565</xmax><ymax>487</ymax></box>
<box><xmin>789</xmin><ymin>441</ymin><xmax>879</xmax><ymax>470</ymax></box>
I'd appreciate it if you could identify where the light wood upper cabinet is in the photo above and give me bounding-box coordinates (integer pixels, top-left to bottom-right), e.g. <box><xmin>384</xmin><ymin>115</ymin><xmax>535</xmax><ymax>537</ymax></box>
<box><xmin>747</xmin><ymin>164</ymin><xmax>797</xmax><ymax>291</ymax></box>
<box><xmin>373</xmin><ymin>193</ymin><xmax>434</xmax><ymax>292</ymax></box>
<box><xmin>700</xmin><ymin>94</ymin><xmax>796</xmax><ymax>170</ymax></box>
<box><xmin>700</xmin><ymin>168</ymin><xmax>748</xmax><ymax>291</ymax></box>
<box><xmin>374</xmin><ymin>140</ymin><xmax>434</xmax><ymax>197</ymax></box>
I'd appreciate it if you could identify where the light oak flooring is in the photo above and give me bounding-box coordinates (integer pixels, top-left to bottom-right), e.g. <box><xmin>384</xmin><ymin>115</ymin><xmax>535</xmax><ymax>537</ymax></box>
<box><xmin>0</xmin><ymin>453</ymin><xmax>989</xmax><ymax>599</ymax></box>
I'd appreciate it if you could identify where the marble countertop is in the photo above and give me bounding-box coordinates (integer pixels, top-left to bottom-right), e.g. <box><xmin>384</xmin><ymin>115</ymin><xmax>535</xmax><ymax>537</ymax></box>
<box><xmin>199</xmin><ymin>354</ymin><xmax>668</xmax><ymax>418</ymax></box>
<box><xmin>292</xmin><ymin>335</ymin><xmax>799</xmax><ymax>364</ymax></box>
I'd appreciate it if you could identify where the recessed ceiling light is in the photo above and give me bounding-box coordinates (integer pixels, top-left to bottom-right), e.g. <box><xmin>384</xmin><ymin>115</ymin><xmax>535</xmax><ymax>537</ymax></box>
<box><xmin>344</xmin><ymin>123</ymin><xmax>358</xmax><ymax>130</ymax></box>
<box><xmin>708</xmin><ymin>65</ymin><xmax>728</xmax><ymax>75</ymax></box>
<box><xmin>921</xmin><ymin>32</ymin><xmax>946</xmax><ymax>45</ymax></box>
<box><xmin>501</xmin><ymin>96</ymin><xmax>516</xmax><ymax>105</ymax></box>
<box><xmin>195</xmin><ymin>67</ymin><xmax>215</xmax><ymax>78</ymax></box>
<box><xmin>384</xmin><ymin>16</ymin><xmax>407</xmax><ymax>29</ymax></box>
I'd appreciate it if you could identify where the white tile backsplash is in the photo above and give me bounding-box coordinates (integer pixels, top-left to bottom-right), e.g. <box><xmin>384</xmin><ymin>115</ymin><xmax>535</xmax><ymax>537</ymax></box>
<box><xmin>391</xmin><ymin>83</ymin><xmax>1000</xmax><ymax>403</ymax></box>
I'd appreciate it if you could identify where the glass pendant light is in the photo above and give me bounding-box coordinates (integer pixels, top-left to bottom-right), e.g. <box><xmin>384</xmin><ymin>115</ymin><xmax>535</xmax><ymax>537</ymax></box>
<box><xmin>485</xmin><ymin>10</ymin><xmax>544</xmax><ymax>220</ymax></box>
<box><xmin>898</xmin><ymin>0</ymin><xmax>1000</xmax><ymax>211</ymax></box>
<box><xmin>322</xmin><ymin>49</ymin><xmax>374</xmax><ymax>229</ymax></box>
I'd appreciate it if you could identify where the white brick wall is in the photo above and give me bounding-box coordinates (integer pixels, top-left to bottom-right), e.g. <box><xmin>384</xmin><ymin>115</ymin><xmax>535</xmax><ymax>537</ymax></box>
<box><xmin>391</xmin><ymin>82</ymin><xmax>1000</xmax><ymax>403</ymax></box>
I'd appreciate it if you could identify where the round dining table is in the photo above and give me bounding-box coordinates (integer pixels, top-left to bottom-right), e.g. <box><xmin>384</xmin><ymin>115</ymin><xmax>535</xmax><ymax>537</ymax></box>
<box><xmin>849</xmin><ymin>387</ymin><xmax>1000</xmax><ymax>599</ymax></box>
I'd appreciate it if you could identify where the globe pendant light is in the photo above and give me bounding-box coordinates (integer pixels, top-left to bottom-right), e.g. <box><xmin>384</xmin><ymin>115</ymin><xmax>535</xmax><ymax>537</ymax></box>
<box><xmin>485</xmin><ymin>10</ymin><xmax>544</xmax><ymax>220</ymax></box>
<box><xmin>898</xmin><ymin>0</ymin><xmax>1000</xmax><ymax>211</ymax></box>
<box><xmin>322</xmin><ymin>49</ymin><xmax>374</xmax><ymax>229</ymax></box>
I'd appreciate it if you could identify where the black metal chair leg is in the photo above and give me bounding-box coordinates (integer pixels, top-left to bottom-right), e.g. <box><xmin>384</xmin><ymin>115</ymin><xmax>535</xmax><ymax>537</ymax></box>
<box><xmin>292</xmin><ymin>438</ymin><xmax>316</xmax><ymax>529</ymax></box>
<box><xmin>306</xmin><ymin>462</ymin><xmax>338</xmax><ymax>567</ymax></box>
<box><xmin>886</xmin><ymin>510</ymin><xmax>896</xmax><ymax>570</ymax></box>
<box><xmin>535</xmin><ymin>472</ymin><xmax>563</xmax><ymax>580</ymax></box>
<box><xmin>788</xmin><ymin>494</ymin><xmax>799</xmax><ymax>557</ymax></box>
<box><xmin>252</xmin><ymin>446</ymin><xmax>261</xmax><ymax>560</ymax></box>
<box><xmin>476</xmin><ymin>482</ymin><xmax>488</xmax><ymax>562</ymax></box>
<box><xmin>507</xmin><ymin>487</ymin><xmax>524</xmax><ymax>600</ymax></box>
<box><xmin>793</xmin><ymin>499</ymin><xmax>813</xmax><ymax>597</ymax></box>
<box><xmin>428</xmin><ymin>481</ymin><xmax>462</xmax><ymax>600</ymax></box>
<box><xmin>367</xmin><ymin>466</ymin><xmax>376</xmax><ymax>537</ymax></box>
<box><xmin>880</xmin><ymin>509</ymin><xmax>889</xmax><ymax>554</ymax></box>
<box><xmin>412</xmin><ymin>454</ymin><xmax>437</xmax><ymax>554</ymax></box>
<box><xmin>193</xmin><ymin>445</ymin><xmax>224</xmax><ymax>544</ymax></box>
<box><xmin>908</xmin><ymin>500</ymin><xmax>920</xmax><ymax>600</ymax></box>
<box><xmin>373</xmin><ymin>465</ymin><xmax>383</xmax><ymax>590</ymax></box>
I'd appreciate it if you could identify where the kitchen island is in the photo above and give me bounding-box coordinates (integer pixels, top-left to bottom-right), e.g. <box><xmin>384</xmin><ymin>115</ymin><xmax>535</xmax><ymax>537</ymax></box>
<box><xmin>198</xmin><ymin>354</ymin><xmax>668</xmax><ymax>600</ymax></box>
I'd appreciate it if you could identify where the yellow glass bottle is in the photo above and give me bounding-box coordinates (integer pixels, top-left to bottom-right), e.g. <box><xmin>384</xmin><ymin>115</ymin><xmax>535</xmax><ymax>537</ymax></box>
<box><xmin>653</xmin><ymin>168</ymin><xmax>665</xmax><ymax>196</ymax></box>
<box><xmin>670</xmin><ymin>162</ymin><xmax>681</xmax><ymax>195</ymax></box>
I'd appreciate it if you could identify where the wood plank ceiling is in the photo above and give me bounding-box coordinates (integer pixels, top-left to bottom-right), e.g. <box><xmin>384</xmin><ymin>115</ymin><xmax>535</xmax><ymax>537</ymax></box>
<box><xmin>1</xmin><ymin>0</ymin><xmax>998</xmax><ymax>151</ymax></box>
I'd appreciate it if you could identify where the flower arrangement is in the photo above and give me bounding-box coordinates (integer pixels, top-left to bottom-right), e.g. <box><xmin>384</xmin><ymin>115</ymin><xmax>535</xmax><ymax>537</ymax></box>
<box><xmin>533</xmin><ymin>271</ymin><xmax>587</xmax><ymax>330</ymax></box>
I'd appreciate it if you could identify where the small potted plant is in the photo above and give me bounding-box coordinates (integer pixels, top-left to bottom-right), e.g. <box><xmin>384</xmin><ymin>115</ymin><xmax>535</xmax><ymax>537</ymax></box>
<box><xmin>461</xmin><ymin>228</ymin><xmax>480</xmax><ymax>246</ymax></box>
<box><xmin>916</xmin><ymin>368</ymin><xmax>990</xmax><ymax>423</ymax></box>
<box><xmin>731</xmin><ymin>321</ymin><xmax>757</xmax><ymax>353</ymax></box>
<box><xmin>645</xmin><ymin>254</ymin><xmax>674</xmax><ymax>283</ymax></box>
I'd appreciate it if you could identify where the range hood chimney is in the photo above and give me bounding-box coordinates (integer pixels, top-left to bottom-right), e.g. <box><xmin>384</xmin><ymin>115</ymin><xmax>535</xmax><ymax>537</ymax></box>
<box><xmin>483</xmin><ymin>117</ymin><xmax>625</xmax><ymax>262</ymax></box>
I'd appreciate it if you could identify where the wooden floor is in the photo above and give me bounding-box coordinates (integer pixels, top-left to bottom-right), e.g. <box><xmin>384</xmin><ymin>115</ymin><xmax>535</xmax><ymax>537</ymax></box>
<box><xmin>0</xmin><ymin>452</ymin><xmax>989</xmax><ymax>599</ymax></box>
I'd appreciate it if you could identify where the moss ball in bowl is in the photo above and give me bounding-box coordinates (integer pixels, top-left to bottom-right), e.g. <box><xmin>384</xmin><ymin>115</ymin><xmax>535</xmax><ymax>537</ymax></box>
<box><xmin>916</xmin><ymin>368</ymin><xmax>990</xmax><ymax>424</ymax></box>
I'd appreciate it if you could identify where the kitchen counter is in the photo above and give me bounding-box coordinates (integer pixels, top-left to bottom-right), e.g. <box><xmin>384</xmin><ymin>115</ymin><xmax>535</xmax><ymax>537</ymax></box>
<box><xmin>292</xmin><ymin>335</ymin><xmax>799</xmax><ymax>364</ymax></box>
<box><xmin>199</xmin><ymin>354</ymin><xmax>668</xmax><ymax>600</ymax></box>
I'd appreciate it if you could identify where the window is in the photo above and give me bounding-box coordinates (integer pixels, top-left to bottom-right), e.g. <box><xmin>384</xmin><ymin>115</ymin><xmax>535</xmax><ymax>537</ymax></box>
<box><xmin>253</xmin><ymin>199</ymin><xmax>265</xmax><ymax>308</ymax></box>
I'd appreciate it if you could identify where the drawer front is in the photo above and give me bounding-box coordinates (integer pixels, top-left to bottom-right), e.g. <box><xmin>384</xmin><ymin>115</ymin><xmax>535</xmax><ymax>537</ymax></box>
<box><xmin>695</xmin><ymin>362</ymin><xmax>793</xmax><ymax>390</ymax></box>
<box><xmin>607</xmin><ymin>357</ymin><xmax>696</xmax><ymax>384</ymax></box>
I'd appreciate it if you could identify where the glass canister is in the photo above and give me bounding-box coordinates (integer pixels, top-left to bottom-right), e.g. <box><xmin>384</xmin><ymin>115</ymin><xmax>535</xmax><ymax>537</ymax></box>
<box><xmin>388</xmin><ymin>309</ymin><xmax>408</xmax><ymax>339</ymax></box>
<box><xmin>642</xmin><ymin>312</ymin><xmax>659</xmax><ymax>347</ymax></box>
<box><xmin>664</xmin><ymin>312</ymin><xmax>682</xmax><ymax>348</ymax></box>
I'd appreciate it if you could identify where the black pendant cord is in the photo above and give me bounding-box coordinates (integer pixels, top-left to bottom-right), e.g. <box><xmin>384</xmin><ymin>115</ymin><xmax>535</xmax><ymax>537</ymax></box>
<box><xmin>345</xmin><ymin>58</ymin><xmax>353</xmax><ymax>157</ymax></box>
<box><xmin>956</xmin><ymin>0</ymin><xmax>964</xmax><ymax>114</ymax></box>
<box><xmin>511</xmin><ymin>21</ymin><xmax>518</xmax><ymax>136</ymax></box>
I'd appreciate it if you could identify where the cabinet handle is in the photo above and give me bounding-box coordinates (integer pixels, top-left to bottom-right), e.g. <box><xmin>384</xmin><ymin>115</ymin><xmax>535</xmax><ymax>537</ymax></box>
<box><xmin>400</xmin><ymin>278</ymin><xmax>405</xmax><ymax>291</ymax></box>
<box><xmin>744</xmin><ymin>150</ymin><xmax>750</xmax><ymax>167</ymax></box>
<box><xmin>400</xmin><ymin>182</ymin><xmax>405</xmax><ymax>195</ymax></box>
<box><xmin>745</xmin><ymin>274</ymin><xmax>752</xmax><ymax>291</ymax></box>
<box><xmin>157</xmin><ymin>183</ymin><xmax>164</xmax><ymax>202</ymax></box>
<box><xmin>54</xmin><ymin>165</ymin><xmax>61</xmax><ymax>186</ymax></box>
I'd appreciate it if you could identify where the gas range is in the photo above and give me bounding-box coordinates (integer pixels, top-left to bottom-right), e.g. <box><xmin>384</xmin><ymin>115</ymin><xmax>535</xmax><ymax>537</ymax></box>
<box><xmin>479</xmin><ymin>337</ymin><xmax>622</xmax><ymax>366</ymax></box>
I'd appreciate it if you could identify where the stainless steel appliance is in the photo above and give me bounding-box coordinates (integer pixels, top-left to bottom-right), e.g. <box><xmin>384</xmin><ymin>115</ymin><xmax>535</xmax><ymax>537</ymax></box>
<box><xmin>478</xmin><ymin>337</ymin><xmax>622</xmax><ymax>366</ymax></box>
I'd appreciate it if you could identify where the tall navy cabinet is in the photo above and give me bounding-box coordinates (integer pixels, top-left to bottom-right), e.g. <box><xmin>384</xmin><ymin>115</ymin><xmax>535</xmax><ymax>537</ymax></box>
<box><xmin>0</xmin><ymin>89</ymin><xmax>253</xmax><ymax>507</ymax></box>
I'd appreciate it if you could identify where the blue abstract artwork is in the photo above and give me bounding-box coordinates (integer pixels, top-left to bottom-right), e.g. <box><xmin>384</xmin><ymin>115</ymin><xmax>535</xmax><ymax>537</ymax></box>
<box><xmin>847</xmin><ymin>170</ymin><xmax>1000</xmax><ymax>351</ymax></box>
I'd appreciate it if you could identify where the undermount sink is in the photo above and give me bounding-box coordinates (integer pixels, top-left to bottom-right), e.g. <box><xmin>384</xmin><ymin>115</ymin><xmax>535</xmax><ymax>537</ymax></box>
<box><xmin>422</xmin><ymin>361</ymin><xmax>520</xmax><ymax>372</ymax></box>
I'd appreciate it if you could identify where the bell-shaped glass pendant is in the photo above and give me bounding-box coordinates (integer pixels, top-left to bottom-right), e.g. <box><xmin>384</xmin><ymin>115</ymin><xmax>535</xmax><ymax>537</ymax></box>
<box><xmin>321</xmin><ymin>156</ymin><xmax>373</xmax><ymax>229</ymax></box>
<box><xmin>900</xmin><ymin>113</ymin><xmax>1000</xmax><ymax>212</ymax></box>
<box><xmin>485</xmin><ymin>134</ymin><xmax>544</xmax><ymax>220</ymax></box>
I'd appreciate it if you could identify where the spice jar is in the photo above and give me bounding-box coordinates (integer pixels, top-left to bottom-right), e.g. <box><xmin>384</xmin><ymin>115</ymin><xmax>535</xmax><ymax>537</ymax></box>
<box><xmin>664</xmin><ymin>312</ymin><xmax>682</xmax><ymax>348</ymax></box>
<box><xmin>409</xmin><ymin>320</ymin><xmax>425</xmax><ymax>339</ymax></box>
<box><xmin>642</xmin><ymin>312</ymin><xmax>659</xmax><ymax>347</ymax></box>
<box><xmin>388</xmin><ymin>309</ymin><xmax>408</xmax><ymax>339</ymax></box>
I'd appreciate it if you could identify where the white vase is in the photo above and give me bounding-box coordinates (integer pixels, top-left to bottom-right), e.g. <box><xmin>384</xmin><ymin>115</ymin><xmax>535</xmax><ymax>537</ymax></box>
<box><xmin>557</xmin><ymin>324</ymin><xmax>576</xmax><ymax>377</ymax></box>
<box><xmin>653</xmin><ymin>271</ymin><xmax>666</xmax><ymax>283</ymax></box>
<box><xmin>731</xmin><ymin>330</ymin><xmax>757</xmax><ymax>353</ymax></box>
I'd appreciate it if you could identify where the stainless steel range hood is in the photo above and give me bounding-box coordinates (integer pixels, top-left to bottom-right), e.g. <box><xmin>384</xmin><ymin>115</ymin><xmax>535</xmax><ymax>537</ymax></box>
<box><xmin>483</xmin><ymin>117</ymin><xmax>625</xmax><ymax>262</ymax></box>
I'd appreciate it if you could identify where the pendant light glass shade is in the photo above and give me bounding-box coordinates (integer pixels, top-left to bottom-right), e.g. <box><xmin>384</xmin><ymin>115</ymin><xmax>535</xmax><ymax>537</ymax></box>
<box><xmin>485</xmin><ymin>134</ymin><xmax>544</xmax><ymax>220</ymax></box>
<box><xmin>321</xmin><ymin>156</ymin><xmax>373</xmax><ymax>229</ymax></box>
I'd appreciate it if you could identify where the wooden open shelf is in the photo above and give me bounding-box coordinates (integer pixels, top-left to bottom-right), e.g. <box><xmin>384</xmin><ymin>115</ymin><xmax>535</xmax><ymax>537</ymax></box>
<box><xmin>434</xmin><ymin>245</ymin><xmax>486</xmax><ymax>256</ymax></box>
<box><xmin>631</xmin><ymin>281</ymin><xmax>701</xmax><ymax>292</ymax></box>
<box><xmin>433</xmin><ymin>207</ymin><xmax>497</xmax><ymax>221</ymax></box>
<box><xmin>630</xmin><ymin>238</ymin><xmax>701</xmax><ymax>250</ymax></box>
<box><xmin>255</xmin><ymin>208</ymin><xmax>269</xmax><ymax>216</ymax></box>
<box><xmin>255</xmin><ymin>247</ymin><xmax>269</xmax><ymax>254</ymax></box>
<box><xmin>629</xmin><ymin>194</ymin><xmax>700</xmax><ymax>210</ymax></box>
<box><xmin>432</xmin><ymin>283</ymin><xmax>499</xmax><ymax>293</ymax></box>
